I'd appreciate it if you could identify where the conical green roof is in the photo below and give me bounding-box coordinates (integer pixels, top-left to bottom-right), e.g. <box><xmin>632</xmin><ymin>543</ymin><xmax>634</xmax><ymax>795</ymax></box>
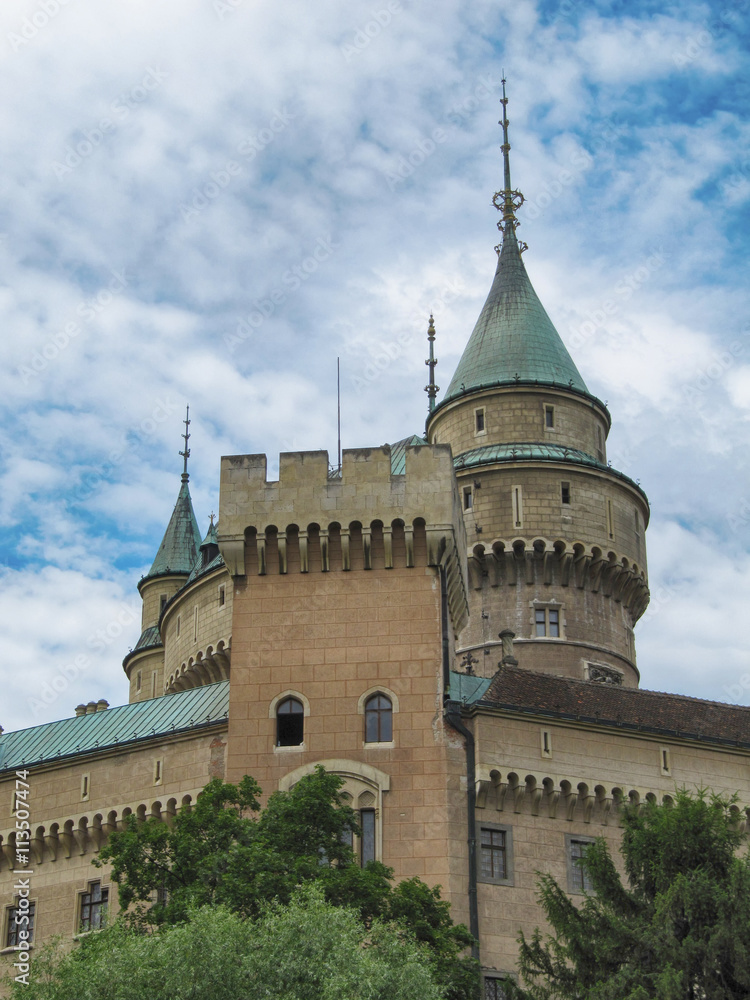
<box><xmin>143</xmin><ymin>476</ymin><xmax>202</xmax><ymax>582</ymax></box>
<box><xmin>442</xmin><ymin>225</ymin><xmax>589</xmax><ymax>405</ymax></box>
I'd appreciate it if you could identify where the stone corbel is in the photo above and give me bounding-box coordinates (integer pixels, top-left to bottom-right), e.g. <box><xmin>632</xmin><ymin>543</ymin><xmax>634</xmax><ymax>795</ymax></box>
<box><xmin>319</xmin><ymin>529</ymin><xmax>330</xmax><ymax>572</ymax></box>
<box><xmin>426</xmin><ymin>529</ymin><xmax>446</xmax><ymax>567</ymax></box>
<box><xmin>530</xmin><ymin>784</ymin><xmax>543</xmax><ymax>816</ymax></box>
<box><xmin>383</xmin><ymin>526</ymin><xmax>393</xmax><ymax>569</ymax></box>
<box><xmin>560</xmin><ymin>551</ymin><xmax>573</xmax><ymax>587</ymax></box>
<box><xmin>219</xmin><ymin>537</ymin><xmax>245</xmax><ymax>577</ymax></box>
<box><xmin>340</xmin><ymin>528</ymin><xmax>351</xmax><ymax>571</ymax></box>
<box><xmin>362</xmin><ymin>526</ymin><xmax>372</xmax><ymax>569</ymax></box>
<box><xmin>582</xmin><ymin>793</ymin><xmax>596</xmax><ymax>824</ymax></box>
<box><xmin>476</xmin><ymin>779</ymin><xmax>490</xmax><ymax>809</ymax></box>
<box><xmin>298</xmin><ymin>531</ymin><xmax>309</xmax><ymax>573</ymax></box>
<box><xmin>44</xmin><ymin>827</ymin><xmax>60</xmax><ymax>862</ymax></box>
<box><xmin>277</xmin><ymin>532</ymin><xmax>288</xmax><ymax>574</ymax></box>
<box><xmin>256</xmin><ymin>533</ymin><xmax>267</xmax><ymax>576</ymax></box>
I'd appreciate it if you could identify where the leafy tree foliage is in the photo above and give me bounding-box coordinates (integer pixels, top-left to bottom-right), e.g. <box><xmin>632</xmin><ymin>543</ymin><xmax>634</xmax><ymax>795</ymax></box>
<box><xmin>94</xmin><ymin>766</ymin><xmax>477</xmax><ymax>999</ymax></box>
<box><xmin>508</xmin><ymin>789</ymin><xmax>750</xmax><ymax>1000</ymax></box>
<box><xmin>9</xmin><ymin>888</ymin><xmax>446</xmax><ymax>1000</ymax></box>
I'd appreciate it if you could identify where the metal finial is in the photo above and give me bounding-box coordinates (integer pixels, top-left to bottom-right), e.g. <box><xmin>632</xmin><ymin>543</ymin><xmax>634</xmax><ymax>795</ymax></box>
<box><xmin>179</xmin><ymin>406</ymin><xmax>191</xmax><ymax>481</ymax></box>
<box><xmin>209</xmin><ymin>511</ymin><xmax>215</xmax><ymax>526</ymax></box>
<box><xmin>424</xmin><ymin>313</ymin><xmax>439</xmax><ymax>415</ymax></box>
<box><xmin>492</xmin><ymin>76</ymin><xmax>525</xmax><ymax>243</ymax></box>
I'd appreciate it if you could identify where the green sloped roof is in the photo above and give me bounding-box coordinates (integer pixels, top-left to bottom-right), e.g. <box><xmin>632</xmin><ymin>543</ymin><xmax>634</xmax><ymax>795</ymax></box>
<box><xmin>388</xmin><ymin>434</ymin><xmax>427</xmax><ymax>476</ymax></box>
<box><xmin>441</xmin><ymin>225</ymin><xmax>589</xmax><ymax>406</ymax></box>
<box><xmin>454</xmin><ymin>441</ymin><xmax>649</xmax><ymax>503</ymax></box>
<box><xmin>143</xmin><ymin>477</ymin><xmax>202</xmax><ymax>584</ymax></box>
<box><xmin>449</xmin><ymin>670</ymin><xmax>492</xmax><ymax>704</ymax></box>
<box><xmin>0</xmin><ymin>681</ymin><xmax>229</xmax><ymax>773</ymax></box>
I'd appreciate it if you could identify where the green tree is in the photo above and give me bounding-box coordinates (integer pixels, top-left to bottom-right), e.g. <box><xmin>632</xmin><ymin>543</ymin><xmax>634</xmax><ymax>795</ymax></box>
<box><xmin>508</xmin><ymin>789</ymin><xmax>750</xmax><ymax>1000</ymax></box>
<box><xmin>9</xmin><ymin>887</ymin><xmax>446</xmax><ymax>1000</ymax></box>
<box><xmin>95</xmin><ymin>767</ymin><xmax>478</xmax><ymax>999</ymax></box>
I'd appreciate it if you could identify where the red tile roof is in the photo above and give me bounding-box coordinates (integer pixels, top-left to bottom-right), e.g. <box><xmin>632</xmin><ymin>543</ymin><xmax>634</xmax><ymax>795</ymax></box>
<box><xmin>480</xmin><ymin>667</ymin><xmax>750</xmax><ymax>748</ymax></box>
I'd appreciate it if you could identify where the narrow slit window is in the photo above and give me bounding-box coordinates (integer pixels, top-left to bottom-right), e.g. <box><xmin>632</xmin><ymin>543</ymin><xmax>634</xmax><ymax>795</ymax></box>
<box><xmin>561</xmin><ymin>482</ymin><xmax>570</xmax><ymax>505</ymax></box>
<box><xmin>607</xmin><ymin>499</ymin><xmax>615</xmax><ymax>540</ymax></box>
<box><xmin>463</xmin><ymin>487</ymin><xmax>473</xmax><ymax>511</ymax></box>
<box><xmin>475</xmin><ymin>409</ymin><xmax>486</xmax><ymax>434</ymax></box>
<box><xmin>151</xmin><ymin>671</ymin><xmax>157</xmax><ymax>698</ymax></box>
<box><xmin>219</xmin><ymin>585</ymin><xmax>226</xmax><ymax>607</ymax></box>
<box><xmin>136</xmin><ymin>670</ymin><xmax>142</xmax><ymax>692</ymax></box>
<box><xmin>545</xmin><ymin>405</ymin><xmax>554</xmax><ymax>428</ymax></box>
<box><xmin>154</xmin><ymin>759</ymin><xmax>162</xmax><ymax>785</ymax></box>
<box><xmin>81</xmin><ymin>774</ymin><xmax>89</xmax><ymax>801</ymax></box>
<box><xmin>176</xmin><ymin>616</ymin><xmax>181</xmax><ymax>637</ymax></box>
<box><xmin>661</xmin><ymin>748</ymin><xmax>671</xmax><ymax>775</ymax></box>
<box><xmin>193</xmin><ymin>607</ymin><xmax>198</xmax><ymax>642</ymax></box>
<box><xmin>360</xmin><ymin>809</ymin><xmax>376</xmax><ymax>865</ymax></box>
<box><xmin>159</xmin><ymin>594</ymin><xmax>168</xmax><ymax>615</ymax></box>
<box><xmin>541</xmin><ymin>729</ymin><xmax>552</xmax><ymax>758</ymax></box>
<box><xmin>512</xmin><ymin>486</ymin><xmax>523</xmax><ymax>528</ymax></box>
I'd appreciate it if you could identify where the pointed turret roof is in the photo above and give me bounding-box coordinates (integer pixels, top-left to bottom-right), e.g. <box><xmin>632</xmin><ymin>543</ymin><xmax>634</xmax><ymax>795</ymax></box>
<box><xmin>440</xmin><ymin>80</ymin><xmax>590</xmax><ymax>409</ymax></box>
<box><xmin>142</xmin><ymin>475</ymin><xmax>202</xmax><ymax>583</ymax></box>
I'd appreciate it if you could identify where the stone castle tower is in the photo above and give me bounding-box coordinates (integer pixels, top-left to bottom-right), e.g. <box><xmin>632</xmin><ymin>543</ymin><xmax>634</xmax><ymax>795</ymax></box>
<box><xmin>427</xmin><ymin>86</ymin><xmax>649</xmax><ymax>687</ymax></box>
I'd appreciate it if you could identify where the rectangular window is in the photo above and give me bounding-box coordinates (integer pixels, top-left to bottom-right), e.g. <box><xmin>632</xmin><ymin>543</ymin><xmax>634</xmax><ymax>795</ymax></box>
<box><xmin>463</xmin><ymin>487</ymin><xmax>473</xmax><ymax>511</ymax></box>
<box><xmin>154</xmin><ymin>759</ymin><xmax>162</xmax><ymax>785</ymax></box>
<box><xmin>475</xmin><ymin>408</ymin><xmax>486</xmax><ymax>434</ymax></box>
<box><xmin>541</xmin><ymin>729</ymin><xmax>552</xmax><ymax>758</ymax></box>
<box><xmin>478</xmin><ymin>824</ymin><xmax>513</xmax><ymax>885</ymax></box>
<box><xmin>544</xmin><ymin>405</ymin><xmax>554</xmax><ymax>428</ymax></box>
<box><xmin>360</xmin><ymin>809</ymin><xmax>376</xmax><ymax>866</ymax></box>
<box><xmin>6</xmin><ymin>901</ymin><xmax>35</xmax><ymax>947</ymax></box>
<box><xmin>159</xmin><ymin>594</ymin><xmax>168</xmax><ymax>615</ymax></box>
<box><xmin>606</xmin><ymin>498</ymin><xmax>615</xmax><ymax>540</ymax></box>
<box><xmin>79</xmin><ymin>881</ymin><xmax>108</xmax><ymax>932</ymax></box>
<box><xmin>484</xmin><ymin>977</ymin><xmax>508</xmax><ymax>1000</ymax></box>
<box><xmin>567</xmin><ymin>837</ymin><xmax>594</xmax><ymax>894</ymax></box>
<box><xmin>218</xmin><ymin>585</ymin><xmax>226</xmax><ymax>607</ymax></box>
<box><xmin>535</xmin><ymin>606</ymin><xmax>561</xmax><ymax>638</ymax></box>
<box><xmin>136</xmin><ymin>670</ymin><xmax>142</xmax><ymax>692</ymax></box>
<box><xmin>512</xmin><ymin>485</ymin><xmax>523</xmax><ymax>528</ymax></box>
<box><xmin>81</xmin><ymin>774</ymin><xmax>90</xmax><ymax>801</ymax></box>
<box><xmin>660</xmin><ymin>748</ymin><xmax>671</xmax><ymax>775</ymax></box>
<box><xmin>561</xmin><ymin>482</ymin><xmax>570</xmax><ymax>505</ymax></box>
<box><xmin>151</xmin><ymin>671</ymin><xmax>157</xmax><ymax>698</ymax></box>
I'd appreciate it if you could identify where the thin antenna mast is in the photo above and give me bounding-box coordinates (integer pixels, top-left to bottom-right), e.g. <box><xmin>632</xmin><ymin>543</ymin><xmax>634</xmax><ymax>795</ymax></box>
<box><xmin>337</xmin><ymin>357</ymin><xmax>342</xmax><ymax>473</ymax></box>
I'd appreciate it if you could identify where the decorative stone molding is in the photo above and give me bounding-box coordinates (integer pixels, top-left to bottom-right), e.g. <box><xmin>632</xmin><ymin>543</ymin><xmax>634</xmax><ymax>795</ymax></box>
<box><xmin>468</xmin><ymin>537</ymin><xmax>649</xmax><ymax>622</ymax></box>
<box><xmin>165</xmin><ymin>638</ymin><xmax>231</xmax><ymax>693</ymax></box>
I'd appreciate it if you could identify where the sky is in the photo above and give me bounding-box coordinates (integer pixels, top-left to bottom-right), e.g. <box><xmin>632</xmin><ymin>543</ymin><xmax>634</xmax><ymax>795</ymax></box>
<box><xmin>0</xmin><ymin>0</ymin><xmax>749</xmax><ymax>734</ymax></box>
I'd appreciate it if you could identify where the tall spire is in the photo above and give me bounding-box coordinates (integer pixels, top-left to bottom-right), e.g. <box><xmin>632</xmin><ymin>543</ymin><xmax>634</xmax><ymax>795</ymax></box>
<box><xmin>492</xmin><ymin>76</ymin><xmax>526</xmax><ymax>251</ymax></box>
<box><xmin>434</xmin><ymin>80</ymin><xmax>590</xmax><ymax>410</ymax></box>
<box><xmin>424</xmin><ymin>314</ymin><xmax>439</xmax><ymax>415</ymax></box>
<box><xmin>179</xmin><ymin>406</ymin><xmax>191</xmax><ymax>483</ymax></box>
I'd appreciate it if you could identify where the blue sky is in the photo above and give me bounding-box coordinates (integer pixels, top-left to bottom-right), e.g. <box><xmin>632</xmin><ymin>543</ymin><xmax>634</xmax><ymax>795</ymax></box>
<box><xmin>1</xmin><ymin>0</ymin><xmax>749</xmax><ymax>732</ymax></box>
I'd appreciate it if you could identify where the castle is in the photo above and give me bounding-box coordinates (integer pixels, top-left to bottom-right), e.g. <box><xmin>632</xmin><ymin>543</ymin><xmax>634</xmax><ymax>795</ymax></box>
<box><xmin>3</xmin><ymin>87</ymin><xmax>750</xmax><ymax>997</ymax></box>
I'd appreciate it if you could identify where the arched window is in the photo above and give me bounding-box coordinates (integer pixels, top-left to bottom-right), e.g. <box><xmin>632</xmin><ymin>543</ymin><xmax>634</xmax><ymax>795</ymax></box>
<box><xmin>276</xmin><ymin>697</ymin><xmax>304</xmax><ymax>746</ymax></box>
<box><xmin>364</xmin><ymin>694</ymin><xmax>392</xmax><ymax>743</ymax></box>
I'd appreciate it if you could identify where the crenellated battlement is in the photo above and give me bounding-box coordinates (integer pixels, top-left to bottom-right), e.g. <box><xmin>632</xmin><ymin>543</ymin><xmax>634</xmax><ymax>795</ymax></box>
<box><xmin>218</xmin><ymin>444</ymin><xmax>469</xmax><ymax>634</ymax></box>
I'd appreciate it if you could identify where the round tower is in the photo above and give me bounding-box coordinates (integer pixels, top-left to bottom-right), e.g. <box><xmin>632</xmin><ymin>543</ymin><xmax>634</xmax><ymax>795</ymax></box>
<box><xmin>427</xmin><ymin>82</ymin><xmax>649</xmax><ymax>688</ymax></box>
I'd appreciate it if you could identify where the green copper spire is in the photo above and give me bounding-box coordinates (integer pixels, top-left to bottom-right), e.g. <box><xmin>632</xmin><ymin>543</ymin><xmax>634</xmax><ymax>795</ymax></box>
<box><xmin>440</xmin><ymin>80</ymin><xmax>589</xmax><ymax>407</ymax></box>
<box><xmin>142</xmin><ymin>414</ymin><xmax>203</xmax><ymax>583</ymax></box>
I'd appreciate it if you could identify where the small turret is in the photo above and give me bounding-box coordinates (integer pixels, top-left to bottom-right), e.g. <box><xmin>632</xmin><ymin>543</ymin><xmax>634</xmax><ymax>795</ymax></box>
<box><xmin>124</xmin><ymin>408</ymin><xmax>203</xmax><ymax>703</ymax></box>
